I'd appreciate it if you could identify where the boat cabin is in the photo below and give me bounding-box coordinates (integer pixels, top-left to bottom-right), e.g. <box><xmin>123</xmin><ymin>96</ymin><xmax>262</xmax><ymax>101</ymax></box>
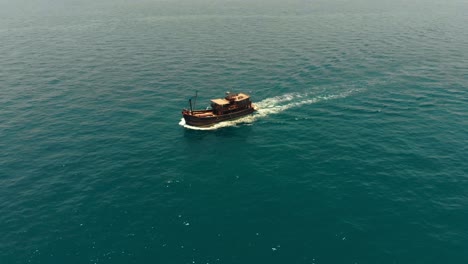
<box><xmin>210</xmin><ymin>93</ymin><xmax>251</xmax><ymax>115</ymax></box>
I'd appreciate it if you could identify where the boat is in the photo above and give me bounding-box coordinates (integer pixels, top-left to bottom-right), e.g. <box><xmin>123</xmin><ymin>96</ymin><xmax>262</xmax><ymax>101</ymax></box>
<box><xmin>182</xmin><ymin>92</ymin><xmax>256</xmax><ymax>127</ymax></box>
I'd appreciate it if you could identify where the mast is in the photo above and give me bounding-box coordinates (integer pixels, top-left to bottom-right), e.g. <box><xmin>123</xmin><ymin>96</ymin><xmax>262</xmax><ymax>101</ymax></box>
<box><xmin>193</xmin><ymin>90</ymin><xmax>198</xmax><ymax>111</ymax></box>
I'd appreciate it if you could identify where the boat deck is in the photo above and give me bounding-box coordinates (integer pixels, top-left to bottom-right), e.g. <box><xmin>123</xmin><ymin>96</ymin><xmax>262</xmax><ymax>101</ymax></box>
<box><xmin>193</xmin><ymin>112</ymin><xmax>216</xmax><ymax>117</ymax></box>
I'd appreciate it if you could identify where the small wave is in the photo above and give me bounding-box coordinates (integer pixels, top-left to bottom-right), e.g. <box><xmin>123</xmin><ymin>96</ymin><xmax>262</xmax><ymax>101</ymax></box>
<box><xmin>179</xmin><ymin>88</ymin><xmax>362</xmax><ymax>130</ymax></box>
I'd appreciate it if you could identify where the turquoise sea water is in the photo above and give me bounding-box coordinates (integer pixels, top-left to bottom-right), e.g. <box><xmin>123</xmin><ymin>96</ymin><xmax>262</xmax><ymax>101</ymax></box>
<box><xmin>1</xmin><ymin>1</ymin><xmax>467</xmax><ymax>263</ymax></box>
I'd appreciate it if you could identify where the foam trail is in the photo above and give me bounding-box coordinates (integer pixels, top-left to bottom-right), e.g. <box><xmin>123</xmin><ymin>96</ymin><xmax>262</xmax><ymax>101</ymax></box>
<box><xmin>179</xmin><ymin>88</ymin><xmax>362</xmax><ymax>130</ymax></box>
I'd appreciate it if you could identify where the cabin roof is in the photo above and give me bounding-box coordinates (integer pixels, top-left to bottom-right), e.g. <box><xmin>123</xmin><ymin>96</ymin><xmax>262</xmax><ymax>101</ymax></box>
<box><xmin>211</xmin><ymin>93</ymin><xmax>250</xmax><ymax>106</ymax></box>
<box><xmin>233</xmin><ymin>93</ymin><xmax>250</xmax><ymax>101</ymax></box>
<box><xmin>211</xmin><ymin>98</ymin><xmax>230</xmax><ymax>105</ymax></box>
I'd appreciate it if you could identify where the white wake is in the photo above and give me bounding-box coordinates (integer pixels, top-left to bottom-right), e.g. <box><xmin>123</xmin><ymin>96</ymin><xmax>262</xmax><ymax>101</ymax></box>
<box><xmin>179</xmin><ymin>89</ymin><xmax>361</xmax><ymax>130</ymax></box>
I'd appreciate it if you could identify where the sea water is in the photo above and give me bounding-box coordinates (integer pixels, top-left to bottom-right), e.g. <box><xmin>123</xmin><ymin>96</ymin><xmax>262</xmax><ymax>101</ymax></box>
<box><xmin>1</xmin><ymin>0</ymin><xmax>467</xmax><ymax>263</ymax></box>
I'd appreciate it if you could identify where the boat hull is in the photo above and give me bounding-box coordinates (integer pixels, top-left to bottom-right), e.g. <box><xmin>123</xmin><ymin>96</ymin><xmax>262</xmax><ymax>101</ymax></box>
<box><xmin>183</xmin><ymin>107</ymin><xmax>255</xmax><ymax>127</ymax></box>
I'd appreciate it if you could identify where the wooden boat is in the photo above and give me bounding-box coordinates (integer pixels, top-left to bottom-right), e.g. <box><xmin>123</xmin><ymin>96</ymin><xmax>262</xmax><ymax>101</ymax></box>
<box><xmin>182</xmin><ymin>92</ymin><xmax>256</xmax><ymax>127</ymax></box>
